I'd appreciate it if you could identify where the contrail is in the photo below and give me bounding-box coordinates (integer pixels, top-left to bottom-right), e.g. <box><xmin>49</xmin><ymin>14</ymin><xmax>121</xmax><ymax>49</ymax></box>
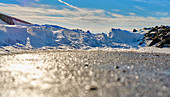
<box><xmin>58</xmin><ymin>0</ymin><xmax>80</xmax><ymax>10</ymax></box>
<box><xmin>58</xmin><ymin>0</ymin><xmax>89</xmax><ymax>14</ymax></box>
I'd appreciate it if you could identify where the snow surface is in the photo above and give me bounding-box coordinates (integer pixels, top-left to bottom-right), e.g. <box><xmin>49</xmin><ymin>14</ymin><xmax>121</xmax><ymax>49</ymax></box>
<box><xmin>13</xmin><ymin>19</ymin><xmax>31</xmax><ymax>26</ymax></box>
<box><xmin>0</xmin><ymin>24</ymin><xmax>169</xmax><ymax>54</ymax></box>
<box><xmin>0</xmin><ymin>20</ymin><xmax>8</xmax><ymax>25</ymax></box>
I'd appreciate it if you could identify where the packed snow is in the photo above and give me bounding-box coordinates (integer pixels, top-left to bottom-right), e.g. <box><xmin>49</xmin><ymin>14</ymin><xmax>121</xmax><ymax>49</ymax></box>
<box><xmin>0</xmin><ymin>24</ymin><xmax>169</xmax><ymax>54</ymax></box>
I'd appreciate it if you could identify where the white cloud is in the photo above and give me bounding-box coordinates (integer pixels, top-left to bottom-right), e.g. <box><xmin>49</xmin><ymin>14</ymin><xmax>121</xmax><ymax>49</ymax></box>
<box><xmin>35</xmin><ymin>0</ymin><xmax>39</xmax><ymax>2</ymax></box>
<box><xmin>132</xmin><ymin>0</ymin><xmax>147</xmax><ymax>3</ymax></box>
<box><xmin>111</xmin><ymin>9</ymin><xmax>120</xmax><ymax>12</ymax></box>
<box><xmin>0</xmin><ymin>3</ymin><xmax>170</xmax><ymax>32</ymax></box>
<box><xmin>156</xmin><ymin>12</ymin><xmax>168</xmax><ymax>16</ymax></box>
<box><xmin>107</xmin><ymin>12</ymin><xmax>124</xmax><ymax>18</ymax></box>
<box><xmin>134</xmin><ymin>5</ymin><xmax>144</xmax><ymax>10</ymax></box>
<box><xmin>129</xmin><ymin>13</ymin><xmax>136</xmax><ymax>15</ymax></box>
<box><xmin>133</xmin><ymin>0</ymin><xmax>170</xmax><ymax>6</ymax></box>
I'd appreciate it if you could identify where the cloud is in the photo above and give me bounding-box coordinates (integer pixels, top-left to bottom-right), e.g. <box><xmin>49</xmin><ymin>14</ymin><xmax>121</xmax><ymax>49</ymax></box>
<box><xmin>35</xmin><ymin>0</ymin><xmax>39</xmax><ymax>2</ymax></box>
<box><xmin>57</xmin><ymin>0</ymin><xmax>106</xmax><ymax>17</ymax></box>
<box><xmin>129</xmin><ymin>13</ymin><xmax>136</xmax><ymax>15</ymax></box>
<box><xmin>0</xmin><ymin>3</ymin><xmax>170</xmax><ymax>32</ymax></box>
<box><xmin>111</xmin><ymin>9</ymin><xmax>120</xmax><ymax>12</ymax></box>
<box><xmin>132</xmin><ymin>0</ymin><xmax>170</xmax><ymax>6</ymax></box>
<box><xmin>134</xmin><ymin>6</ymin><xmax>144</xmax><ymax>10</ymax></box>
<box><xmin>156</xmin><ymin>12</ymin><xmax>168</xmax><ymax>16</ymax></box>
<box><xmin>107</xmin><ymin>12</ymin><xmax>124</xmax><ymax>18</ymax></box>
<box><xmin>132</xmin><ymin>0</ymin><xmax>147</xmax><ymax>3</ymax></box>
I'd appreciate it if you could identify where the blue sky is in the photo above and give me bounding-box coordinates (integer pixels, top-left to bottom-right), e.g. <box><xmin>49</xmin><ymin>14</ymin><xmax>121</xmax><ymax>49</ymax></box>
<box><xmin>0</xmin><ymin>0</ymin><xmax>170</xmax><ymax>32</ymax></box>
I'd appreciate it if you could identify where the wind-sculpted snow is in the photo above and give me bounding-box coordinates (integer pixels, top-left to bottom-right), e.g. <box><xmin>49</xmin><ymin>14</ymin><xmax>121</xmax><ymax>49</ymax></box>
<box><xmin>0</xmin><ymin>24</ymin><xmax>170</xmax><ymax>54</ymax></box>
<box><xmin>0</xmin><ymin>24</ymin><xmax>141</xmax><ymax>49</ymax></box>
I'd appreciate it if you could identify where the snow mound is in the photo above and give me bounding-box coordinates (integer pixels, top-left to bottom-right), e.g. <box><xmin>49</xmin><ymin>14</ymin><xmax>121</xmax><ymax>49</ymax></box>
<box><xmin>108</xmin><ymin>28</ymin><xmax>142</xmax><ymax>46</ymax></box>
<box><xmin>0</xmin><ymin>24</ymin><xmax>169</xmax><ymax>54</ymax></box>
<box><xmin>0</xmin><ymin>25</ymin><xmax>141</xmax><ymax>48</ymax></box>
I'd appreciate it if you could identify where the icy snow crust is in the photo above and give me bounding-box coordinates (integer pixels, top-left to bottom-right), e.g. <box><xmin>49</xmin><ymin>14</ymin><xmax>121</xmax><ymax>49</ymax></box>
<box><xmin>0</xmin><ymin>24</ymin><xmax>169</xmax><ymax>54</ymax></box>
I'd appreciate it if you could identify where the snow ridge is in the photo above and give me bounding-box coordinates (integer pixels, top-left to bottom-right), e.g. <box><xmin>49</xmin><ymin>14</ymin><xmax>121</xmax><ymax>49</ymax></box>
<box><xmin>0</xmin><ymin>24</ymin><xmax>169</xmax><ymax>54</ymax></box>
<box><xmin>0</xmin><ymin>24</ymin><xmax>141</xmax><ymax>49</ymax></box>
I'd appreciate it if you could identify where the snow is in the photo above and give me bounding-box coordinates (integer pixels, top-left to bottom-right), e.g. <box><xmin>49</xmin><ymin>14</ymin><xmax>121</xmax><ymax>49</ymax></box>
<box><xmin>13</xmin><ymin>19</ymin><xmax>31</xmax><ymax>26</ymax></box>
<box><xmin>0</xmin><ymin>20</ymin><xmax>8</xmax><ymax>25</ymax></box>
<box><xmin>0</xmin><ymin>24</ymin><xmax>169</xmax><ymax>54</ymax></box>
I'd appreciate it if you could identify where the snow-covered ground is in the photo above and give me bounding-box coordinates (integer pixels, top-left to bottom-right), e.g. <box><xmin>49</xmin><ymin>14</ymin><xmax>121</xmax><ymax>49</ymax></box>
<box><xmin>0</xmin><ymin>23</ymin><xmax>169</xmax><ymax>54</ymax></box>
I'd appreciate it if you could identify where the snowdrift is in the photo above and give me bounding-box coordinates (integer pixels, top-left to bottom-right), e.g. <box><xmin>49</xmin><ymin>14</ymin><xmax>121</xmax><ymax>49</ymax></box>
<box><xmin>0</xmin><ymin>13</ymin><xmax>169</xmax><ymax>54</ymax></box>
<box><xmin>0</xmin><ymin>24</ymin><xmax>141</xmax><ymax>49</ymax></box>
<box><xmin>0</xmin><ymin>24</ymin><xmax>169</xmax><ymax>54</ymax></box>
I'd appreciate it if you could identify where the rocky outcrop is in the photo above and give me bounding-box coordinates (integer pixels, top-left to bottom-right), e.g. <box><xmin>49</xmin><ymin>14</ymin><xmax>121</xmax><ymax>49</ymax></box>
<box><xmin>0</xmin><ymin>13</ymin><xmax>32</xmax><ymax>25</ymax></box>
<box><xmin>139</xmin><ymin>25</ymin><xmax>170</xmax><ymax>48</ymax></box>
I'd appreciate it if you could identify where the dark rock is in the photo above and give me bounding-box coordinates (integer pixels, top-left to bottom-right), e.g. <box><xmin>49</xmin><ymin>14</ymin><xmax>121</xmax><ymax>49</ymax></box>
<box><xmin>149</xmin><ymin>38</ymin><xmax>161</xmax><ymax>46</ymax></box>
<box><xmin>117</xmin><ymin>77</ymin><xmax>121</xmax><ymax>81</ymax></box>
<box><xmin>84</xmin><ymin>64</ymin><xmax>89</xmax><ymax>68</ymax></box>
<box><xmin>114</xmin><ymin>66</ymin><xmax>119</xmax><ymax>69</ymax></box>
<box><xmin>36</xmin><ymin>67</ymin><xmax>40</xmax><ymax>69</ymax></box>
<box><xmin>154</xmin><ymin>54</ymin><xmax>159</xmax><ymax>57</ymax></box>
<box><xmin>123</xmin><ymin>70</ymin><xmax>126</xmax><ymax>73</ymax></box>
<box><xmin>85</xmin><ymin>85</ymin><xmax>98</xmax><ymax>91</ymax></box>
<box><xmin>133</xmin><ymin>29</ymin><xmax>138</xmax><ymax>32</ymax></box>
<box><xmin>139</xmin><ymin>25</ymin><xmax>170</xmax><ymax>48</ymax></box>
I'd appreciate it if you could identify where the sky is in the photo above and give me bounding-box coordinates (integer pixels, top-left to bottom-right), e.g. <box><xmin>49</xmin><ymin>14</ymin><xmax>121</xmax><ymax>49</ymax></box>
<box><xmin>0</xmin><ymin>0</ymin><xmax>170</xmax><ymax>33</ymax></box>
